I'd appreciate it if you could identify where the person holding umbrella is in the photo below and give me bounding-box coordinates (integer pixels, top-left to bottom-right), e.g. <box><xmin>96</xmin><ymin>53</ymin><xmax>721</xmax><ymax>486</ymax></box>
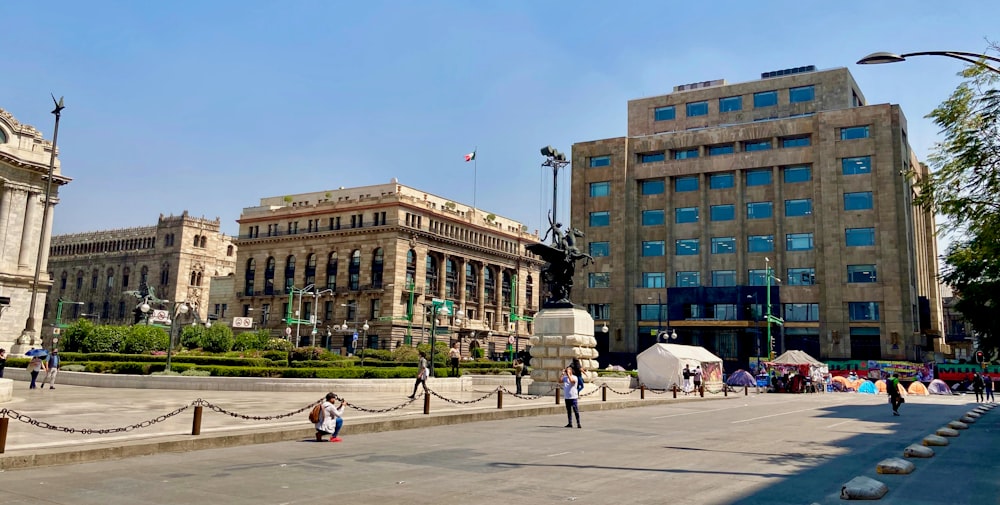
<box><xmin>26</xmin><ymin>349</ymin><xmax>48</xmax><ymax>390</ymax></box>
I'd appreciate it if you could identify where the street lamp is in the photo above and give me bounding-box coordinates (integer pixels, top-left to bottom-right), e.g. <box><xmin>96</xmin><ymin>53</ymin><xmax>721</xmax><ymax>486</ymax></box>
<box><xmin>764</xmin><ymin>258</ymin><xmax>783</xmax><ymax>362</ymax></box>
<box><xmin>540</xmin><ymin>145</ymin><xmax>570</xmax><ymax>242</ymax></box>
<box><xmin>424</xmin><ymin>299</ymin><xmax>454</xmax><ymax>377</ymax></box>
<box><xmin>340</xmin><ymin>302</ymin><xmax>366</xmax><ymax>356</ymax></box>
<box><xmin>54</xmin><ymin>298</ymin><xmax>84</xmax><ymax>328</ymax></box>
<box><xmin>857</xmin><ymin>50</ymin><xmax>1000</xmax><ymax>75</ymax></box>
<box><xmin>747</xmin><ymin>293</ymin><xmax>761</xmax><ymax>372</ymax></box>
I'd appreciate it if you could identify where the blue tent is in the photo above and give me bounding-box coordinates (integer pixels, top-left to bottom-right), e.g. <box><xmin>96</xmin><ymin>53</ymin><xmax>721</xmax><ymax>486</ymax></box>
<box><xmin>726</xmin><ymin>369</ymin><xmax>757</xmax><ymax>387</ymax></box>
<box><xmin>857</xmin><ymin>380</ymin><xmax>877</xmax><ymax>394</ymax></box>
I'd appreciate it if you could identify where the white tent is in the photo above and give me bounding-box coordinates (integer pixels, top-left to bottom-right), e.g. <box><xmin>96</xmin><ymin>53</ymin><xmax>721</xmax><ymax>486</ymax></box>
<box><xmin>637</xmin><ymin>344</ymin><xmax>724</xmax><ymax>390</ymax></box>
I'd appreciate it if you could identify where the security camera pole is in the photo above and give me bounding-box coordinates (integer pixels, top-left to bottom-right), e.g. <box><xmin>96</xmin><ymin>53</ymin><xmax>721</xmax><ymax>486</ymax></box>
<box><xmin>540</xmin><ymin>145</ymin><xmax>570</xmax><ymax>236</ymax></box>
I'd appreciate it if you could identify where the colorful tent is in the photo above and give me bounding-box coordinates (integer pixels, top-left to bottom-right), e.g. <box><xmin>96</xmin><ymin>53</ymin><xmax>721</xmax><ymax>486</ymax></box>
<box><xmin>875</xmin><ymin>379</ymin><xmax>908</xmax><ymax>396</ymax></box>
<box><xmin>928</xmin><ymin>379</ymin><xmax>953</xmax><ymax>395</ymax></box>
<box><xmin>726</xmin><ymin>369</ymin><xmax>757</xmax><ymax>387</ymax></box>
<box><xmin>858</xmin><ymin>380</ymin><xmax>877</xmax><ymax>394</ymax></box>
<box><xmin>907</xmin><ymin>381</ymin><xmax>929</xmax><ymax>396</ymax></box>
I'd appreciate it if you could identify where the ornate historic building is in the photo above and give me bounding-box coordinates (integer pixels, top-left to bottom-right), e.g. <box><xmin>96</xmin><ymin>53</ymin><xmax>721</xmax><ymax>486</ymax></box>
<box><xmin>44</xmin><ymin>211</ymin><xmax>237</xmax><ymax>327</ymax></box>
<box><xmin>573</xmin><ymin>66</ymin><xmax>944</xmax><ymax>368</ymax></box>
<box><xmin>0</xmin><ymin>106</ymin><xmax>70</xmax><ymax>351</ymax></box>
<box><xmin>231</xmin><ymin>179</ymin><xmax>543</xmax><ymax>357</ymax></box>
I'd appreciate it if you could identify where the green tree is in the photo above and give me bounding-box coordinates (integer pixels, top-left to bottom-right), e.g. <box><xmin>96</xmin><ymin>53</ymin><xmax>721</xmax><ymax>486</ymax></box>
<box><xmin>201</xmin><ymin>324</ymin><xmax>235</xmax><ymax>353</ymax></box>
<box><xmin>121</xmin><ymin>325</ymin><xmax>170</xmax><ymax>354</ymax></box>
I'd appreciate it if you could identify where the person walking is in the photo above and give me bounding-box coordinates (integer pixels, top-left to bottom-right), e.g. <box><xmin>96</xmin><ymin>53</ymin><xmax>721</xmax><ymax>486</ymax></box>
<box><xmin>44</xmin><ymin>350</ymin><xmax>61</xmax><ymax>389</ymax></box>
<box><xmin>449</xmin><ymin>343</ymin><xmax>461</xmax><ymax>377</ymax></box>
<box><xmin>512</xmin><ymin>358</ymin><xmax>524</xmax><ymax>395</ymax></box>
<box><xmin>314</xmin><ymin>392</ymin><xmax>346</xmax><ymax>442</ymax></box>
<box><xmin>693</xmin><ymin>366</ymin><xmax>703</xmax><ymax>394</ymax></box>
<box><xmin>888</xmin><ymin>373</ymin><xmax>904</xmax><ymax>416</ymax></box>
<box><xmin>972</xmin><ymin>372</ymin><xmax>985</xmax><ymax>403</ymax></box>
<box><xmin>562</xmin><ymin>367</ymin><xmax>581</xmax><ymax>428</ymax></box>
<box><xmin>28</xmin><ymin>354</ymin><xmax>47</xmax><ymax>390</ymax></box>
<box><xmin>408</xmin><ymin>351</ymin><xmax>429</xmax><ymax>399</ymax></box>
<box><xmin>0</xmin><ymin>348</ymin><xmax>6</xmax><ymax>378</ymax></box>
<box><xmin>682</xmin><ymin>364</ymin><xmax>693</xmax><ymax>395</ymax></box>
<box><xmin>984</xmin><ymin>373</ymin><xmax>994</xmax><ymax>403</ymax></box>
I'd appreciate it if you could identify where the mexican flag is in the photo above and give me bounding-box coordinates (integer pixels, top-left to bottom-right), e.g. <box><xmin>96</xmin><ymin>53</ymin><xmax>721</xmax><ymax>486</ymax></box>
<box><xmin>464</xmin><ymin>151</ymin><xmax>476</xmax><ymax>162</ymax></box>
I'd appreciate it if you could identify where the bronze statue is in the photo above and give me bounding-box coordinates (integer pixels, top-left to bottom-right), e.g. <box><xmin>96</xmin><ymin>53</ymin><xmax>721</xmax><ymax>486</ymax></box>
<box><xmin>528</xmin><ymin>214</ymin><xmax>593</xmax><ymax>308</ymax></box>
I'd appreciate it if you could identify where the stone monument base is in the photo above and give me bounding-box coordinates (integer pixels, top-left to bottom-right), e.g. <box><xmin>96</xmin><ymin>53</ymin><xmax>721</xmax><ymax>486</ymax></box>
<box><xmin>527</xmin><ymin>307</ymin><xmax>599</xmax><ymax>395</ymax></box>
<box><xmin>0</xmin><ymin>378</ymin><xmax>12</xmax><ymax>403</ymax></box>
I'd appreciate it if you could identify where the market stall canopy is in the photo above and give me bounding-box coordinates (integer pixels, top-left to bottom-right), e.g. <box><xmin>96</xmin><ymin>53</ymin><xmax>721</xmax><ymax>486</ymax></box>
<box><xmin>770</xmin><ymin>350</ymin><xmax>824</xmax><ymax>366</ymax></box>
<box><xmin>637</xmin><ymin>344</ymin><xmax>724</xmax><ymax>390</ymax></box>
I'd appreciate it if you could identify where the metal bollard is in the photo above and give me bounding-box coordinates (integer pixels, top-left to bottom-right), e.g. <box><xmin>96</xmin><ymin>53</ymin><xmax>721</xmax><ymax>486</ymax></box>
<box><xmin>724</xmin><ymin>385</ymin><xmax>728</xmax><ymax>397</ymax></box>
<box><xmin>0</xmin><ymin>417</ymin><xmax>8</xmax><ymax>454</ymax></box>
<box><xmin>673</xmin><ymin>384</ymin><xmax>678</xmax><ymax>399</ymax></box>
<box><xmin>745</xmin><ymin>385</ymin><xmax>749</xmax><ymax>396</ymax></box>
<box><xmin>423</xmin><ymin>392</ymin><xmax>430</xmax><ymax>415</ymax></box>
<box><xmin>497</xmin><ymin>390</ymin><xmax>503</xmax><ymax>409</ymax></box>
<box><xmin>600</xmin><ymin>384</ymin><xmax>606</xmax><ymax>401</ymax></box>
<box><xmin>700</xmin><ymin>385</ymin><xmax>705</xmax><ymax>397</ymax></box>
<box><xmin>191</xmin><ymin>405</ymin><xmax>203</xmax><ymax>436</ymax></box>
<box><xmin>556</xmin><ymin>386</ymin><xmax>561</xmax><ymax>405</ymax></box>
<box><xmin>640</xmin><ymin>384</ymin><xmax>646</xmax><ymax>399</ymax></box>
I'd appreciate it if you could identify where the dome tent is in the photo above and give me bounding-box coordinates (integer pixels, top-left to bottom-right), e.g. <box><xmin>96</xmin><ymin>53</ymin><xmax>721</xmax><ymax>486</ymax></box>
<box><xmin>637</xmin><ymin>344</ymin><xmax>724</xmax><ymax>390</ymax></box>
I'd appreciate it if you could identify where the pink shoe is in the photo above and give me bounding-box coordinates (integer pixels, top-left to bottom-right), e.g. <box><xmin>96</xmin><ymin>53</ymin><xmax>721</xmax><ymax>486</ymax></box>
<box><xmin>329</xmin><ymin>437</ymin><xmax>342</xmax><ymax>443</ymax></box>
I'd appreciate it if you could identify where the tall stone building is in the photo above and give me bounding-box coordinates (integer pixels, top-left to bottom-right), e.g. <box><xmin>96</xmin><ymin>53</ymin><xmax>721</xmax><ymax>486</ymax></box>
<box><xmin>231</xmin><ymin>180</ymin><xmax>543</xmax><ymax>358</ymax></box>
<box><xmin>572</xmin><ymin>66</ymin><xmax>944</xmax><ymax>369</ymax></box>
<box><xmin>45</xmin><ymin>211</ymin><xmax>237</xmax><ymax>328</ymax></box>
<box><xmin>0</xmin><ymin>107</ymin><xmax>70</xmax><ymax>351</ymax></box>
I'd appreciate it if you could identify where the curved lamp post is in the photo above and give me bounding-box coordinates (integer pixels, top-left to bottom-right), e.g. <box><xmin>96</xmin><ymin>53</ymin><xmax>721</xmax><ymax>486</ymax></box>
<box><xmin>857</xmin><ymin>50</ymin><xmax>1000</xmax><ymax>75</ymax></box>
<box><xmin>341</xmin><ymin>318</ymin><xmax>370</xmax><ymax>365</ymax></box>
<box><xmin>140</xmin><ymin>301</ymin><xmax>189</xmax><ymax>372</ymax></box>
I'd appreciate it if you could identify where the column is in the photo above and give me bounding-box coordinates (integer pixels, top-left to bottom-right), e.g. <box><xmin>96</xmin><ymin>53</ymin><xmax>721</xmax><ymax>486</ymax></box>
<box><xmin>0</xmin><ymin>186</ymin><xmax>11</xmax><ymax>266</ymax></box>
<box><xmin>477</xmin><ymin>263</ymin><xmax>486</xmax><ymax>329</ymax></box>
<box><xmin>38</xmin><ymin>198</ymin><xmax>56</xmax><ymax>275</ymax></box>
<box><xmin>18</xmin><ymin>191</ymin><xmax>38</xmax><ymax>269</ymax></box>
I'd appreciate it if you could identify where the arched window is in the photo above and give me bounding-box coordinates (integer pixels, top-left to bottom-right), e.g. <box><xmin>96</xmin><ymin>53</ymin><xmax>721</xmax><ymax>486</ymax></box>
<box><xmin>326</xmin><ymin>252</ymin><xmax>338</xmax><ymax>290</ymax></box>
<box><xmin>405</xmin><ymin>249</ymin><xmax>417</xmax><ymax>288</ymax></box>
<box><xmin>425</xmin><ymin>254</ymin><xmax>439</xmax><ymax>296</ymax></box>
<box><xmin>91</xmin><ymin>269</ymin><xmax>99</xmax><ymax>290</ymax></box>
<box><xmin>245</xmin><ymin>258</ymin><xmax>256</xmax><ymax>296</ymax></box>
<box><xmin>102</xmin><ymin>301</ymin><xmax>110</xmax><ymax>320</ymax></box>
<box><xmin>76</xmin><ymin>271</ymin><xmax>84</xmax><ymax>290</ymax></box>
<box><xmin>348</xmin><ymin>250</ymin><xmax>361</xmax><ymax>290</ymax></box>
<box><xmin>445</xmin><ymin>258</ymin><xmax>458</xmax><ymax>299</ymax></box>
<box><xmin>371</xmin><ymin>248</ymin><xmax>384</xmax><ymax>289</ymax></box>
<box><xmin>118</xmin><ymin>301</ymin><xmax>126</xmax><ymax>320</ymax></box>
<box><xmin>196</xmin><ymin>272</ymin><xmax>203</xmax><ymax>286</ymax></box>
<box><xmin>305</xmin><ymin>253</ymin><xmax>317</xmax><ymax>287</ymax></box>
<box><xmin>465</xmin><ymin>264</ymin><xmax>478</xmax><ymax>302</ymax></box>
<box><xmin>140</xmin><ymin>266</ymin><xmax>149</xmax><ymax>285</ymax></box>
<box><xmin>501</xmin><ymin>271</ymin><xmax>512</xmax><ymax>308</ymax></box>
<box><xmin>526</xmin><ymin>274</ymin><xmax>534</xmax><ymax>308</ymax></box>
<box><xmin>160</xmin><ymin>263</ymin><xmax>170</xmax><ymax>285</ymax></box>
<box><xmin>264</xmin><ymin>257</ymin><xmax>276</xmax><ymax>295</ymax></box>
<box><xmin>200</xmin><ymin>236</ymin><xmax>207</xmax><ymax>248</ymax></box>
<box><xmin>190</xmin><ymin>271</ymin><xmax>197</xmax><ymax>285</ymax></box>
<box><xmin>0</xmin><ymin>129</ymin><xmax>7</xmax><ymax>143</ymax></box>
<box><xmin>122</xmin><ymin>267</ymin><xmax>130</xmax><ymax>288</ymax></box>
<box><xmin>60</xmin><ymin>271</ymin><xmax>68</xmax><ymax>290</ymax></box>
<box><xmin>106</xmin><ymin>268</ymin><xmax>115</xmax><ymax>289</ymax></box>
<box><xmin>284</xmin><ymin>255</ymin><xmax>296</xmax><ymax>293</ymax></box>
<box><xmin>193</xmin><ymin>235</ymin><xmax>200</xmax><ymax>247</ymax></box>
<box><xmin>484</xmin><ymin>267</ymin><xmax>495</xmax><ymax>303</ymax></box>
<box><xmin>227</xmin><ymin>245</ymin><xmax>234</xmax><ymax>256</ymax></box>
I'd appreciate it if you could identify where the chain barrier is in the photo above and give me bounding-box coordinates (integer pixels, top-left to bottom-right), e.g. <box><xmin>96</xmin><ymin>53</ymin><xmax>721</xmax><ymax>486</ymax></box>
<box><xmin>428</xmin><ymin>387</ymin><xmax>498</xmax><ymax>405</ymax></box>
<box><xmin>0</xmin><ymin>404</ymin><xmax>190</xmax><ymax>435</ymax></box>
<box><xmin>595</xmin><ymin>383</ymin><xmax>636</xmax><ymax>396</ymax></box>
<box><xmin>333</xmin><ymin>393</ymin><xmax>421</xmax><ymax>414</ymax></box>
<box><xmin>498</xmin><ymin>385</ymin><xmax>558</xmax><ymax>400</ymax></box>
<box><xmin>193</xmin><ymin>398</ymin><xmax>318</xmax><ymax>421</ymax></box>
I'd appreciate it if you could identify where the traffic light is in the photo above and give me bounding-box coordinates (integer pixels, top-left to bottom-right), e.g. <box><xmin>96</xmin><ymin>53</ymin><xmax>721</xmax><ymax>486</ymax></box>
<box><xmin>976</xmin><ymin>351</ymin><xmax>984</xmax><ymax>363</ymax></box>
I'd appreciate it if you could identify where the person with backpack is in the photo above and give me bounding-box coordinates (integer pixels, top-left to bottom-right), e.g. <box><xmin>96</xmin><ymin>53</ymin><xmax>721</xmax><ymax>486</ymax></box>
<box><xmin>887</xmin><ymin>373</ymin><xmax>904</xmax><ymax>416</ymax></box>
<box><xmin>313</xmin><ymin>392</ymin><xmax>346</xmax><ymax>442</ymax></box>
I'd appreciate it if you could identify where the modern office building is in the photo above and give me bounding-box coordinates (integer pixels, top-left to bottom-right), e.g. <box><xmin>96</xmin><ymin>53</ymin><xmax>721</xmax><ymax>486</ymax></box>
<box><xmin>572</xmin><ymin>66</ymin><xmax>945</xmax><ymax>369</ymax></box>
<box><xmin>45</xmin><ymin>211</ymin><xmax>237</xmax><ymax>328</ymax></box>
<box><xmin>231</xmin><ymin>179</ymin><xmax>542</xmax><ymax>357</ymax></box>
<box><xmin>0</xmin><ymin>106</ymin><xmax>70</xmax><ymax>351</ymax></box>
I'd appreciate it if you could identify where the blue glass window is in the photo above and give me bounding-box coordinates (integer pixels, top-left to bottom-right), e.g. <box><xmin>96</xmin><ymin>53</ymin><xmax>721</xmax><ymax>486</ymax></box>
<box><xmin>674</xmin><ymin>207</ymin><xmax>698</xmax><ymax>223</ymax></box>
<box><xmin>642</xmin><ymin>272</ymin><xmax>665</xmax><ymax>288</ymax></box>
<box><xmin>589</xmin><ymin>155</ymin><xmax>611</xmax><ymax>168</ymax></box>
<box><xmin>840</xmin><ymin>126</ymin><xmax>870</xmax><ymax>140</ymax></box>
<box><xmin>712</xmin><ymin>270</ymin><xmax>736</xmax><ymax>287</ymax></box>
<box><xmin>849</xmin><ymin>302</ymin><xmax>880</xmax><ymax>321</ymax></box>
<box><xmin>783</xmin><ymin>165</ymin><xmax>811</xmax><ymax>183</ymax></box>
<box><xmin>781</xmin><ymin>136</ymin><xmax>810</xmax><ymax>148</ymax></box>
<box><xmin>710</xmin><ymin>204</ymin><xmax>735</xmax><ymax>221</ymax></box>
<box><xmin>784</xmin><ymin>303</ymin><xmax>820</xmax><ymax>322</ymax></box>
<box><xmin>844</xmin><ymin>191</ymin><xmax>873</xmax><ymax>210</ymax></box>
<box><xmin>642</xmin><ymin>209</ymin><xmax>665</xmax><ymax>226</ymax></box>
<box><xmin>589</xmin><ymin>241</ymin><xmax>609</xmax><ymax>257</ymax></box>
<box><xmin>588</xmin><ymin>272</ymin><xmax>610</xmax><ymax>288</ymax></box>
<box><xmin>589</xmin><ymin>211</ymin><xmax>610</xmax><ymax>227</ymax></box>
<box><xmin>747</xmin><ymin>201</ymin><xmax>773</xmax><ymax>219</ymax></box>
<box><xmin>785</xmin><ymin>198</ymin><xmax>812</xmax><ymax>217</ymax></box>
<box><xmin>710</xmin><ymin>173</ymin><xmax>734</xmax><ymax>189</ymax></box>
<box><xmin>640</xmin><ymin>152</ymin><xmax>665</xmax><ymax>163</ymax></box>
<box><xmin>847</xmin><ymin>264</ymin><xmax>877</xmax><ymax>283</ymax></box>
<box><xmin>789</xmin><ymin>85</ymin><xmax>815</xmax><ymax>103</ymax></box>
<box><xmin>842</xmin><ymin>156</ymin><xmax>872</xmax><ymax>175</ymax></box>
<box><xmin>786</xmin><ymin>232</ymin><xmax>814</xmax><ymax>251</ymax></box>
<box><xmin>709</xmin><ymin>144</ymin><xmax>735</xmax><ymax>156</ymax></box>
<box><xmin>719</xmin><ymin>96</ymin><xmax>742</xmax><ymax>112</ymax></box>
<box><xmin>743</xmin><ymin>140</ymin><xmax>771</xmax><ymax>152</ymax></box>
<box><xmin>687</xmin><ymin>101</ymin><xmax>708</xmax><ymax>117</ymax></box>
<box><xmin>787</xmin><ymin>268</ymin><xmax>815</xmax><ymax>285</ymax></box>
<box><xmin>754</xmin><ymin>91</ymin><xmax>778</xmax><ymax>108</ymax></box>
<box><xmin>845</xmin><ymin>227</ymin><xmax>875</xmax><ymax>246</ymax></box>
<box><xmin>589</xmin><ymin>181</ymin><xmax>610</xmax><ymax>197</ymax></box>
<box><xmin>675</xmin><ymin>239</ymin><xmax>699</xmax><ymax>255</ymax></box>
<box><xmin>641</xmin><ymin>179</ymin><xmax>665</xmax><ymax>195</ymax></box>
<box><xmin>675</xmin><ymin>176</ymin><xmax>699</xmax><ymax>192</ymax></box>
<box><xmin>673</xmin><ymin>148</ymin><xmax>699</xmax><ymax>160</ymax></box>
<box><xmin>676</xmin><ymin>271</ymin><xmax>700</xmax><ymax>287</ymax></box>
<box><xmin>642</xmin><ymin>240</ymin><xmax>665</xmax><ymax>256</ymax></box>
<box><xmin>711</xmin><ymin>237</ymin><xmax>735</xmax><ymax>254</ymax></box>
<box><xmin>746</xmin><ymin>169</ymin><xmax>772</xmax><ymax>186</ymax></box>
<box><xmin>748</xmin><ymin>235</ymin><xmax>774</xmax><ymax>252</ymax></box>
<box><xmin>748</xmin><ymin>269</ymin><xmax>767</xmax><ymax>286</ymax></box>
<box><xmin>654</xmin><ymin>106</ymin><xmax>676</xmax><ymax>121</ymax></box>
<box><xmin>639</xmin><ymin>304</ymin><xmax>669</xmax><ymax>321</ymax></box>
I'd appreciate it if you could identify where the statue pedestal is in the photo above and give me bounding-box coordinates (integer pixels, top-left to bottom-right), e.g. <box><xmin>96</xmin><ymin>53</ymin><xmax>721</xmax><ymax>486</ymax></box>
<box><xmin>0</xmin><ymin>379</ymin><xmax>11</xmax><ymax>403</ymax></box>
<box><xmin>527</xmin><ymin>307</ymin><xmax>600</xmax><ymax>395</ymax></box>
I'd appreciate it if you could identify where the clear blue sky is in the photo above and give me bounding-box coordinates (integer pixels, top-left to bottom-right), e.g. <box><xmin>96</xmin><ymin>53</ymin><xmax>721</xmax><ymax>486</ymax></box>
<box><xmin>1</xmin><ymin>0</ymin><xmax>995</xmax><ymax>238</ymax></box>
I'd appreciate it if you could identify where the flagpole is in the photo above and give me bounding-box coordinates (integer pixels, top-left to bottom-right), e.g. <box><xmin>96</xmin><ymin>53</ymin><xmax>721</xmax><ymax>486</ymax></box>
<box><xmin>473</xmin><ymin>146</ymin><xmax>478</xmax><ymax>211</ymax></box>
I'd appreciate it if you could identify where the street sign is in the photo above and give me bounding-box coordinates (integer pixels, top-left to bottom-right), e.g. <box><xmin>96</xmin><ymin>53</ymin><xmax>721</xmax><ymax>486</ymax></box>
<box><xmin>232</xmin><ymin>317</ymin><xmax>253</xmax><ymax>329</ymax></box>
<box><xmin>508</xmin><ymin>335</ymin><xmax>515</xmax><ymax>345</ymax></box>
<box><xmin>352</xmin><ymin>332</ymin><xmax>359</xmax><ymax>342</ymax></box>
<box><xmin>149</xmin><ymin>310</ymin><xmax>170</xmax><ymax>324</ymax></box>
<box><xmin>284</xmin><ymin>327</ymin><xmax>292</xmax><ymax>336</ymax></box>
<box><xmin>52</xmin><ymin>327</ymin><xmax>62</xmax><ymax>335</ymax></box>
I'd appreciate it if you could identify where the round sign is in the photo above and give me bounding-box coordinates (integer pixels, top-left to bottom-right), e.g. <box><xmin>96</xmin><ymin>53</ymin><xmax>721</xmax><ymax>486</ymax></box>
<box><xmin>53</xmin><ymin>338</ymin><xmax>60</xmax><ymax>344</ymax></box>
<box><xmin>284</xmin><ymin>327</ymin><xmax>292</xmax><ymax>336</ymax></box>
<box><xmin>508</xmin><ymin>335</ymin><xmax>515</xmax><ymax>345</ymax></box>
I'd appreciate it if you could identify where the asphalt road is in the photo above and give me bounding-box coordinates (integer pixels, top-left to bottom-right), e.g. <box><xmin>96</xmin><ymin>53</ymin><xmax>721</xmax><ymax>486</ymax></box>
<box><xmin>2</xmin><ymin>393</ymin><xmax>995</xmax><ymax>505</ymax></box>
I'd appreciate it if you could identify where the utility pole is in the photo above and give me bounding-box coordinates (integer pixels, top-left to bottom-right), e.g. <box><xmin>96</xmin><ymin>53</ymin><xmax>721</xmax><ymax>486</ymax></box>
<box><xmin>764</xmin><ymin>258</ymin><xmax>784</xmax><ymax>361</ymax></box>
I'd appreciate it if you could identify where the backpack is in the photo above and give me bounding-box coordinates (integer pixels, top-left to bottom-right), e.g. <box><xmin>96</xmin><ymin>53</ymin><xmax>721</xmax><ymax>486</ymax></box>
<box><xmin>308</xmin><ymin>403</ymin><xmax>323</xmax><ymax>423</ymax></box>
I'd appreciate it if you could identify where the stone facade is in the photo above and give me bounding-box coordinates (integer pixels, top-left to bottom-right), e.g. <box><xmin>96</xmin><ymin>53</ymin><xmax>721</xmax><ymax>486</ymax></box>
<box><xmin>527</xmin><ymin>308</ymin><xmax>599</xmax><ymax>394</ymax></box>
<box><xmin>228</xmin><ymin>179</ymin><xmax>544</xmax><ymax>357</ymax></box>
<box><xmin>0</xmin><ymin>107</ymin><xmax>70</xmax><ymax>352</ymax></box>
<box><xmin>572</xmin><ymin>67</ymin><xmax>943</xmax><ymax>366</ymax></box>
<box><xmin>44</xmin><ymin>211</ymin><xmax>237</xmax><ymax>329</ymax></box>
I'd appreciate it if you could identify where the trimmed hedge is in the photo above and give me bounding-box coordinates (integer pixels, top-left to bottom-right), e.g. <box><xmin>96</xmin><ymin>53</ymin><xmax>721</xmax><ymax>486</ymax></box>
<box><xmin>57</xmin><ymin>352</ymin><xmax>276</xmax><ymax>367</ymax></box>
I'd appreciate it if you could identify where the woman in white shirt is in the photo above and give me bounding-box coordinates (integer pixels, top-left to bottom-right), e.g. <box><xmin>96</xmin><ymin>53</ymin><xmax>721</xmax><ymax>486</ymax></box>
<box><xmin>315</xmin><ymin>392</ymin><xmax>346</xmax><ymax>442</ymax></box>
